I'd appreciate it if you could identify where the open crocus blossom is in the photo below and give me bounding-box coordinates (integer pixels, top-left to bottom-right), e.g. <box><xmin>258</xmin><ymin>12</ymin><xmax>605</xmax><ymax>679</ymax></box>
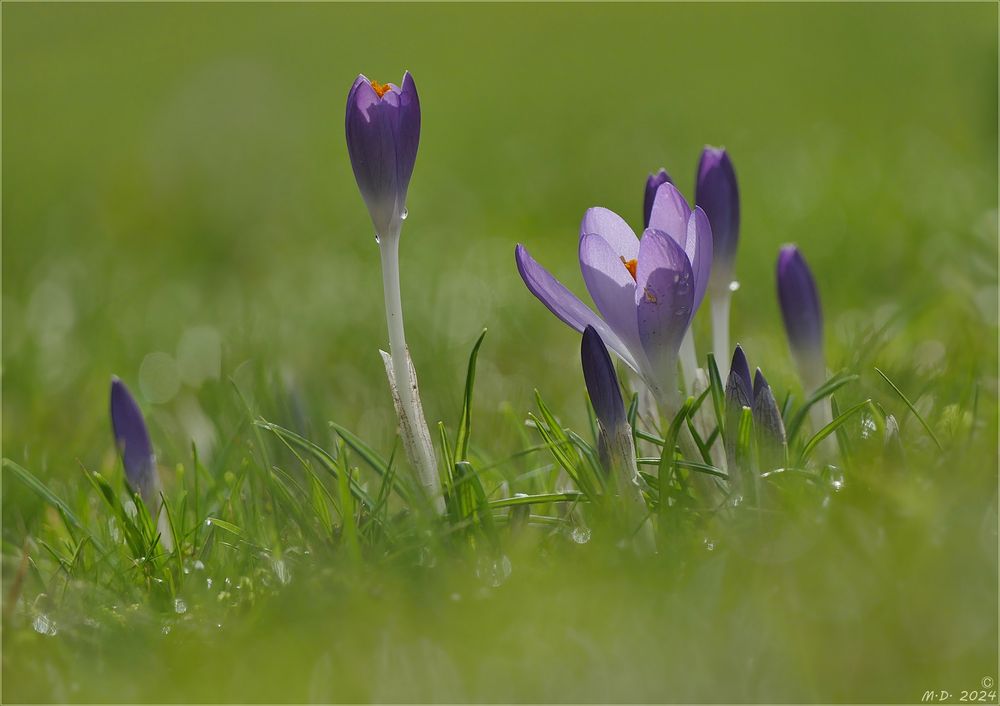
<box><xmin>110</xmin><ymin>377</ymin><xmax>172</xmax><ymax>549</ymax></box>
<box><xmin>776</xmin><ymin>245</ymin><xmax>825</xmax><ymax>391</ymax></box>
<box><xmin>345</xmin><ymin>72</ymin><xmax>420</xmax><ymax>240</ymax></box>
<box><xmin>516</xmin><ymin>182</ymin><xmax>712</xmax><ymax>409</ymax></box>
<box><xmin>695</xmin><ymin>147</ymin><xmax>740</xmax><ymax>378</ymax></box>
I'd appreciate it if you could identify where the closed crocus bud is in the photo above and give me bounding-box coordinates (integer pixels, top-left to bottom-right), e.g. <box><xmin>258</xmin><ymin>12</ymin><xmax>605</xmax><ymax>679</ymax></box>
<box><xmin>776</xmin><ymin>245</ymin><xmax>825</xmax><ymax>390</ymax></box>
<box><xmin>643</xmin><ymin>168</ymin><xmax>673</xmax><ymax>229</ymax></box>
<box><xmin>580</xmin><ymin>326</ymin><xmax>652</xmax><ymax>552</ymax></box>
<box><xmin>725</xmin><ymin>345</ymin><xmax>753</xmax><ymax>415</ymax></box>
<box><xmin>581</xmin><ymin>325</ymin><xmax>626</xmax><ymax>433</ymax></box>
<box><xmin>345</xmin><ymin>72</ymin><xmax>420</xmax><ymax>239</ymax></box>
<box><xmin>696</xmin><ymin>147</ymin><xmax>739</xmax><ymax>291</ymax></box>
<box><xmin>724</xmin><ymin>345</ymin><xmax>753</xmax><ymax>465</ymax></box>
<box><xmin>752</xmin><ymin>369</ymin><xmax>787</xmax><ymax>470</ymax></box>
<box><xmin>110</xmin><ymin>377</ymin><xmax>159</xmax><ymax>505</ymax></box>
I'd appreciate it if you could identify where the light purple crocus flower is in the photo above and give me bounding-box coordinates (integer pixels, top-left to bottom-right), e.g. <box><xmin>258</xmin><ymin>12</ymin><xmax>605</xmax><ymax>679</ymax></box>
<box><xmin>696</xmin><ymin>147</ymin><xmax>740</xmax><ymax>291</ymax></box>
<box><xmin>345</xmin><ymin>72</ymin><xmax>420</xmax><ymax>239</ymax></box>
<box><xmin>516</xmin><ymin>182</ymin><xmax>713</xmax><ymax>407</ymax></box>
<box><xmin>776</xmin><ymin>245</ymin><xmax>825</xmax><ymax>390</ymax></box>
<box><xmin>643</xmin><ymin>169</ymin><xmax>673</xmax><ymax>229</ymax></box>
<box><xmin>110</xmin><ymin>377</ymin><xmax>159</xmax><ymax>507</ymax></box>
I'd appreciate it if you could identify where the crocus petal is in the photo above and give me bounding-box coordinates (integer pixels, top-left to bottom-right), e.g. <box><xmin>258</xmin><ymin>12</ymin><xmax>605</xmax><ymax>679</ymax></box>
<box><xmin>581</xmin><ymin>325</ymin><xmax>626</xmax><ymax>432</ymax></box>
<box><xmin>647</xmin><ymin>182</ymin><xmax>692</xmax><ymax>244</ymax></box>
<box><xmin>394</xmin><ymin>71</ymin><xmax>421</xmax><ymax>199</ymax></box>
<box><xmin>110</xmin><ymin>377</ymin><xmax>159</xmax><ymax>507</ymax></box>
<box><xmin>776</xmin><ymin>245</ymin><xmax>825</xmax><ymax>387</ymax></box>
<box><xmin>579</xmin><ymin>233</ymin><xmax>641</xmax><ymax>351</ymax></box>
<box><xmin>752</xmin><ymin>368</ymin><xmax>787</xmax><ymax>467</ymax></box>
<box><xmin>643</xmin><ymin>169</ymin><xmax>673</xmax><ymax>229</ymax></box>
<box><xmin>726</xmin><ymin>345</ymin><xmax>753</xmax><ymax>406</ymax></box>
<box><xmin>346</xmin><ymin>77</ymin><xmax>400</xmax><ymax>235</ymax></box>
<box><xmin>579</xmin><ymin>207</ymin><xmax>639</xmax><ymax>260</ymax></box>
<box><xmin>635</xmin><ymin>229</ymin><xmax>694</xmax><ymax>382</ymax></box>
<box><xmin>696</xmin><ymin>147</ymin><xmax>740</xmax><ymax>286</ymax></box>
<box><xmin>515</xmin><ymin>244</ymin><xmax>638</xmax><ymax>372</ymax></box>
<box><xmin>685</xmin><ymin>206</ymin><xmax>714</xmax><ymax>313</ymax></box>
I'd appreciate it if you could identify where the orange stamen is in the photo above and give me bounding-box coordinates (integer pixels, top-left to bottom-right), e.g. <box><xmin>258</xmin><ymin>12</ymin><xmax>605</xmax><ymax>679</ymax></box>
<box><xmin>620</xmin><ymin>257</ymin><xmax>638</xmax><ymax>281</ymax></box>
<box><xmin>370</xmin><ymin>80</ymin><xmax>392</xmax><ymax>98</ymax></box>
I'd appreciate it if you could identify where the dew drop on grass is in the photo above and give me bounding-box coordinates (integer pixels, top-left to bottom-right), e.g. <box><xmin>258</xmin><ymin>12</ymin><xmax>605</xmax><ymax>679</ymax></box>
<box><xmin>272</xmin><ymin>558</ymin><xmax>291</xmax><ymax>585</ymax></box>
<box><xmin>860</xmin><ymin>413</ymin><xmax>877</xmax><ymax>439</ymax></box>
<box><xmin>703</xmin><ymin>538</ymin><xmax>716</xmax><ymax>552</ymax></box>
<box><xmin>571</xmin><ymin>526</ymin><xmax>592</xmax><ymax>544</ymax></box>
<box><xmin>161</xmin><ymin>624</ymin><xmax>172</xmax><ymax>635</ymax></box>
<box><xmin>33</xmin><ymin>614</ymin><xmax>57</xmax><ymax>636</ymax></box>
<box><xmin>173</xmin><ymin>598</ymin><xmax>187</xmax><ymax>615</ymax></box>
<box><xmin>475</xmin><ymin>555</ymin><xmax>512</xmax><ymax>587</ymax></box>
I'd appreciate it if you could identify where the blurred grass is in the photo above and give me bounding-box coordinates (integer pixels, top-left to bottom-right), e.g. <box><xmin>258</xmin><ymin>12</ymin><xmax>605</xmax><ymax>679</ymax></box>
<box><xmin>2</xmin><ymin>2</ymin><xmax>998</xmax><ymax>702</ymax></box>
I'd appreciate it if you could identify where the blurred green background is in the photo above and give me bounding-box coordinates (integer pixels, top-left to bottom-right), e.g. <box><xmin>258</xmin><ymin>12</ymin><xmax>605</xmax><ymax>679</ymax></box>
<box><xmin>4</xmin><ymin>2</ymin><xmax>996</xmax><ymax>472</ymax></box>
<box><xmin>3</xmin><ymin>3</ymin><xmax>997</xmax><ymax>702</ymax></box>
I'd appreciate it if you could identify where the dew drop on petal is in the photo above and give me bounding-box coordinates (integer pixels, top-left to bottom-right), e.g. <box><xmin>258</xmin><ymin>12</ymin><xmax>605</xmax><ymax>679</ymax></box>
<box><xmin>400</xmin><ymin>208</ymin><xmax>409</xmax><ymax>220</ymax></box>
<box><xmin>729</xmin><ymin>280</ymin><xmax>741</xmax><ymax>292</ymax></box>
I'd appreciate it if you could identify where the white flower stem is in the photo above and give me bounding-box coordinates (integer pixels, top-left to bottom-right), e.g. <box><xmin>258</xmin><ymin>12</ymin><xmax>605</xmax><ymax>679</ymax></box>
<box><xmin>378</xmin><ymin>231</ymin><xmax>443</xmax><ymax>513</ymax></box>
<box><xmin>711</xmin><ymin>292</ymin><xmax>732</xmax><ymax>380</ymax></box>
<box><xmin>679</xmin><ymin>331</ymin><xmax>699</xmax><ymax>397</ymax></box>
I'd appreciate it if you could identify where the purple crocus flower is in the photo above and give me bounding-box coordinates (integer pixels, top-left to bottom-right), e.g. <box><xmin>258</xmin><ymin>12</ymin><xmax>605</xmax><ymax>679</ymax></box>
<box><xmin>110</xmin><ymin>377</ymin><xmax>161</xmax><ymax>511</ymax></box>
<box><xmin>776</xmin><ymin>245</ymin><xmax>825</xmax><ymax>389</ymax></box>
<box><xmin>580</xmin><ymin>326</ymin><xmax>654</xmax><ymax>551</ymax></box>
<box><xmin>345</xmin><ymin>72</ymin><xmax>420</xmax><ymax>238</ymax></box>
<box><xmin>581</xmin><ymin>325</ymin><xmax>626</xmax><ymax>433</ymax></box>
<box><xmin>643</xmin><ymin>168</ymin><xmax>673</xmax><ymax>229</ymax></box>
<box><xmin>516</xmin><ymin>182</ymin><xmax>712</xmax><ymax>406</ymax></box>
<box><xmin>724</xmin><ymin>346</ymin><xmax>786</xmax><ymax>473</ymax></box>
<box><xmin>696</xmin><ymin>147</ymin><xmax>739</xmax><ymax>290</ymax></box>
<box><xmin>751</xmin><ymin>368</ymin><xmax>786</xmax><ymax>468</ymax></box>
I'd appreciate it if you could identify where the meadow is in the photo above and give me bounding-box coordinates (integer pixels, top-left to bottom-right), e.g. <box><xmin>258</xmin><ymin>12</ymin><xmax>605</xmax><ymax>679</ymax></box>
<box><xmin>2</xmin><ymin>3</ymin><xmax>998</xmax><ymax>702</ymax></box>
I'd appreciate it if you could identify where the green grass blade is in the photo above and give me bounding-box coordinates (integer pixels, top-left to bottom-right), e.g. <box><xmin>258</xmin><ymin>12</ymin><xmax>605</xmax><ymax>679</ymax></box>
<box><xmin>798</xmin><ymin>399</ymin><xmax>874</xmax><ymax>464</ymax></box>
<box><xmin>256</xmin><ymin>419</ymin><xmax>378</xmax><ymax>509</ymax></box>
<box><xmin>874</xmin><ymin>367</ymin><xmax>943</xmax><ymax>451</ymax></box>
<box><xmin>785</xmin><ymin>372</ymin><xmax>860</xmax><ymax>443</ymax></box>
<box><xmin>3</xmin><ymin>460</ymin><xmax>98</xmax><ymax>549</ymax></box>
<box><xmin>706</xmin><ymin>353</ymin><xmax>726</xmax><ymax>436</ymax></box>
<box><xmin>487</xmin><ymin>492</ymin><xmax>585</xmax><ymax>509</ymax></box>
<box><xmin>455</xmin><ymin>328</ymin><xmax>487</xmax><ymax>462</ymax></box>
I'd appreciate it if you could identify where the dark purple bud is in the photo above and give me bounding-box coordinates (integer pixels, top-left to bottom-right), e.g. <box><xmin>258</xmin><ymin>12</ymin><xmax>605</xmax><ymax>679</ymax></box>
<box><xmin>581</xmin><ymin>325</ymin><xmax>626</xmax><ymax>432</ymax></box>
<box><xmin>110</xmin><ymin>377</ymin><xmax>159</xmax><ymax>507</ymax></box>
<box><xmin>345</xmin><ymin>72</ymin><xmax>420</xmax><ymax>238</ymax></box>
<box><xmin>724</xmin><ymin>345</ymin><xmax>753</xmax><ymax>466</ymax></box>
<box><xmin>752</xmin><ymin>369</ymin><xmax>787</xmax><ymax>468</ymax></box>
<box><xmin>725</xmin><ymin>345</ymin><xmax>753</xmax><ymax>411</ymax></box>
<box><xmin>643</xmin><ymin>168</ymin><xmax>673</xmax><ymax>229</ymax></box>
<box><xmin>695</xmin><ymin>147</ymin><xmax>740</xmax><ymax>288</ymax></box>
<box><xmin>776</xmin><ymin>245</ymin><xmax>825</xmax><ymax>388</ymax></box>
